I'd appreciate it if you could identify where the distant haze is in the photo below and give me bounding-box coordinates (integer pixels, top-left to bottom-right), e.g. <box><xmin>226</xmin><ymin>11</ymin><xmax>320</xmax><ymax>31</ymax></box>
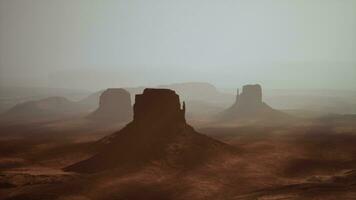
<box><xmin>0</xmin><ymin>0</ymin><xmax>355</xmax><ymax>90</ymax></box>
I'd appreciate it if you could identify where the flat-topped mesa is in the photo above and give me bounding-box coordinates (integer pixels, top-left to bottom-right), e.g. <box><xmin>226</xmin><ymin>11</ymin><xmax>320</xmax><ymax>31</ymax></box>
<box><xmin>236</xmin><ymin>84</ymin><xmax>262</xmax><ymax>109</ymax></box>
<box><xmin>133</xmin><ymin>88</ymin><xmax>186</xmax><ymax>124</ymax></box>
<box><xmin>88</xmin><ymin>88</ymin><xmax>132</xmax><ymax>122</ymax></box>
<box><xmin>64</xmin><ymin>88</ymin><xmax>234</xmax><ymax>173</ymax></box>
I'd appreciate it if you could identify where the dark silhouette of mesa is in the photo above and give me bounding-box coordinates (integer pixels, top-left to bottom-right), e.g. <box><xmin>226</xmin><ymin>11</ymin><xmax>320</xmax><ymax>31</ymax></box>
<box><xmin>0</xmin><ymin>1</ymin><xmax>354</xmax><ymax>198</ymax></box>
<box><xmin>1</xmin><ymin>84</ymin><xmax>356</xmax><ymax>200</ymax></box>
<box><xmin>218</xmin><ymin>84</ymin><xmax>291</xmax><ymax>123</ymax></box>
<box><xmin>65</xmin><ymin>88</ymin><xmax>234</xmax><ymax>173</ymax></box>
<box><xmin>87</xmin><ymin>88</ymin><xmax>132</xmax><ymax>123</ymax></box>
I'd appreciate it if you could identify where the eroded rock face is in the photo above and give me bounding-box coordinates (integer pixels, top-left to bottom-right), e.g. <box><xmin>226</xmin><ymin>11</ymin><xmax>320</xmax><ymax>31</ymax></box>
<box><xmin>87</xmin><ymin>88</ymin><xmax>132</xmax><ymax>122</ymax></box>
<box><xmin>133</xmin><ymin>88</ymin><xmax>185</xmax><ymax>124</ymax></box>
<box><xmin>65</xmin><ymin>88</ymin><xmax>233</xmax><ymax>173</ymax></box>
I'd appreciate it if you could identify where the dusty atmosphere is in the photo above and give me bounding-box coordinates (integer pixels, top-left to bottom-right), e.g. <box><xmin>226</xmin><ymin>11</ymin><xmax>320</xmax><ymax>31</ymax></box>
<box><xmin>1</xmin><ymin>1</ymin><xmax>356</xmax><ymax>200</ymax></box>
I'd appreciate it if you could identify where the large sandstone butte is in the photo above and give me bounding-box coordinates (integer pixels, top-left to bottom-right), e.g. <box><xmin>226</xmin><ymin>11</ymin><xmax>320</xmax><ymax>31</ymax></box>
<box><xmin>133</xmin><ymin>88</ymin><xmax>185</xmax><ymax>124</ymax></box>
<box><xmin>87</xmin><ymin>88</ymin><xmax>132</xmax><ymax>123</ymax></box>
<box><xmin>65</xmin><ymin>88</ymin><xmax>233</xmax><ymax>173</ymax></box>
<box><xmin>219</xmin><ymin>84</ymin><xmax>290</xmax><ymax>122</ymax></box>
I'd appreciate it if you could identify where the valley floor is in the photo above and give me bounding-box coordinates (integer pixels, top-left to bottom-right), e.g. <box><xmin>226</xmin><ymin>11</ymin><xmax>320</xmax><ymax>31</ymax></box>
<box><xmin>1</xmin><ymin>119</ymin><xmax>356</xmax><ymax>200</ymax></box>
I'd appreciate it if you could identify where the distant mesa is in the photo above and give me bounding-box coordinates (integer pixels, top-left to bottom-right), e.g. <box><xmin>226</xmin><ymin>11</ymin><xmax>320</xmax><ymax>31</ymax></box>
<box><xmin>218</xmin><ymin>84</ymin><xmax>291</xmax><ymax>123</ymax></box>
<box><xmin>1</xmin><ymin>96</ymin><xmax>86</xmax><ymax>121</ymax></box>
<box><xmin>87</xmin><ymin>88</ymin><xmax>132</xmax><ymax>123</ymax></box>
<box><xmin>65</xmin><ymin>88</ymin><xmax>233</xmax><ymax>173</ymax></box>
<box><xmin>77</xmin><ymin>82</ymin><xmax>234</xmax><ymax>119</ymax></box>
<box><xmin>228</xmin><ymin>84</ymin><xmax>264</xmax><ymax>116</ymax></box>
<box><xmin>78</xmin><ymin>87</ymin><xmax>145</xmax><ymax>111</ymax></box>
<box><xmin>158</xmin><ymin>82</ymin><xmax>233</xmax><ymax>105</ymax></box>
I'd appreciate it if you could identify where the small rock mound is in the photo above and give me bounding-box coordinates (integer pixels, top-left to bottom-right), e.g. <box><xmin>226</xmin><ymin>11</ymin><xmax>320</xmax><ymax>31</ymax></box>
<box><xmin>87</xmin><ymin>88</ymin><xmax>132</xmax><ymax>123</ymax></box>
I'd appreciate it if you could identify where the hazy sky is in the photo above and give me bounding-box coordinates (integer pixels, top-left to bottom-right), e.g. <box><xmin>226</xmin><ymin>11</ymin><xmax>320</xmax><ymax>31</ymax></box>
<box><xmin>0</xmin><ymin>0</ymin><xmax>355</xmax><ymax>90</ymax></box>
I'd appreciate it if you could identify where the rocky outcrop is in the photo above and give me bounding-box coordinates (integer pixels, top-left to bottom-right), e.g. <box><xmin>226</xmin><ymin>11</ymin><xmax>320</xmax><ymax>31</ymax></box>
<box><xmin>87</xmin><ymin>88</ymin><xmax>132</xmax><ymax>123</ymax></box>
<box><xmin>133</xmin><ymin>88</ymin><xmax>185</xmax><ymax>124</ymax></box>
<box><xmin>65</xmin><ymin>88</ymin><xmax>233</xmax><ymax>173</ymax></box>
<box><xmin>219</xmin><ymin>84</ymin><xmax>291</xmax><ymax>123</ymax></box>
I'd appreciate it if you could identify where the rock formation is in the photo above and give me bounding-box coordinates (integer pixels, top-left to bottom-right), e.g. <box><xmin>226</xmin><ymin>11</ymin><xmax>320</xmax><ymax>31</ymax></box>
<box><xmin>1</xmin><ymin>96</ymin><xmax>86</xmax><ymax>121</ymax></box>
<box><xmin>87</xmin><ymin>88</ymin><xmax>132</xmax><ymax>123</ymax></box>
<box><xmin>238</xmin><ymin>85</ymin><xmax>262</xmax><ymax>108</ymax></box>
<box><xmin>65</xmin><ymin>88</ymin><xmax>233</xmax><ymax>173</ymax></box>
<box><xmin>219</xmin><ymin>84</ymin><xmax>291</xmax><ymax>123</ymax></box>
<box><xmin>133</xmin><ymin>88</ymin><xmax>185</xmax><ymax>124</ymax></box>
